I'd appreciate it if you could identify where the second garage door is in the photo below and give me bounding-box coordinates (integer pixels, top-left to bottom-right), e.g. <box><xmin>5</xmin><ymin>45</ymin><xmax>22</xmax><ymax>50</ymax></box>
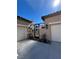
<box><xmin>51</xmin><ymin>24</ymin><xmax>61</xmax><ymax>42</ymax></box>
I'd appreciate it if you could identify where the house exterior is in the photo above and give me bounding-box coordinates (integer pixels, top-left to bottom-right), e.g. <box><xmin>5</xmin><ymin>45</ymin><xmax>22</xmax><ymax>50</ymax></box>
<box><xmin>42</xmin><ymin>11</ymin><xmax>61</xmax><ymax>42</ymax></box>
<box><xmin>17</xmin><ymin>16</ymin><xmax>32</xmax><ymax>41</ymax></box>
<box><xmin>17</xmin><ymin>16</ymin><xmax>32</xmax><ymax>25</ymax></box>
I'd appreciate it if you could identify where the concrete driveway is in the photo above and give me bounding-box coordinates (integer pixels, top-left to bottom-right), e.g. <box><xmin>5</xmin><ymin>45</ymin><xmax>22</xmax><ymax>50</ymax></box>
<box><xmin>17</xmin><ymin>40</ymin><xmax>61</xmax><ymax>59</ymax></box>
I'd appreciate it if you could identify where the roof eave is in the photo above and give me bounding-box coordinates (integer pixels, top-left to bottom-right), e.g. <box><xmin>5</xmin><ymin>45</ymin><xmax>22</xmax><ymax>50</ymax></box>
<box><xmin>41</xmin><ymin>11</ymin><xmax>61</xmax><ymax>21</ymax></box>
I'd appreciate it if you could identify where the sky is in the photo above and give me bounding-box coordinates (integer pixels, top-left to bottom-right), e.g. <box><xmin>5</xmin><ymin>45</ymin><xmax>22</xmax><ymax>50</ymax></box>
<box><xmin>17</xmin><ymin>0</ymin><xmax>61</xmax><ymax>23</ymax></box>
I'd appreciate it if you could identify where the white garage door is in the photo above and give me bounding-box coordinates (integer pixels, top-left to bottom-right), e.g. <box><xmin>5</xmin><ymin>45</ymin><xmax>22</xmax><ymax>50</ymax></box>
<box><xmin>17</xmin><ymin>27</ymin><xmax>27</xmax><ymax>41</ymax></box>
<box><xmin>51</xmin><ymin>24</ymin><xmax>61</xmax><ymax>42</ymax></box>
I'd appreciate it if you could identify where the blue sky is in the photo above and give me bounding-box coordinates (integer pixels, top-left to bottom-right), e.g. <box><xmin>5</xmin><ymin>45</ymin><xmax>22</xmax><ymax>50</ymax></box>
<box><xmin>17</xmin><ymin>0</ymin><xmax>61</xmax><ymax>23</ymax></box>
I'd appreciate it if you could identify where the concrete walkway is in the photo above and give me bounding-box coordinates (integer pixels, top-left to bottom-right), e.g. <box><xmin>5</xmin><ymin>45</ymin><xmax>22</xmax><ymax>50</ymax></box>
<box><xmin>17</xmin><ymin>40</ymin><xmax>61</xmax><ymax>59</ymax></box>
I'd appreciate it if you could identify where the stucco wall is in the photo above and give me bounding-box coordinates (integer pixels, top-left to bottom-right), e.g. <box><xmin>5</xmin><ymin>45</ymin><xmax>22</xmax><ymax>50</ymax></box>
<box><xmin>45</xmin><ymin>24</ymin><xmax>51</xmax><ymax>40</ymax></box>
<box><xmin>17</xmin><ymin>20</ymin><xmax>31</xmax><ymax>25</ymax></box>
<box><xmin>45</xmin><ymin>15</ymin><xmax>61</xmax><ymax>24</ymax></box>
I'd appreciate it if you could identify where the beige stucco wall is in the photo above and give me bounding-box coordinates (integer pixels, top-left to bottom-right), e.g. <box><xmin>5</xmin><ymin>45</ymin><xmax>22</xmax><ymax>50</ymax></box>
<box><xmin>17</xmin><ymin>20</ymin><xmax>32</xmax><ymax>25</ymax></box>
<box><xmin>44</xmin><ymin>15</ymin><xmax>61</xmax><ymax>42</ymax></box>
<box><xmin>45</xmin><ymin>24</ymin><xmax>51</xmax><ymax>40</ymax></box>
<box><xmin>45</xmin><ymin>15</ymin><xmax>61</xmax><ymax>24</ymax></box>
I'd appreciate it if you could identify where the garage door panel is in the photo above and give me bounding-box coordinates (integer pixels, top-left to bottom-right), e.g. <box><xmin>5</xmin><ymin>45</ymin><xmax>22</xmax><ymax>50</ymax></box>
<box><xmin>51</xmin><ymin>24</ymin><xmax>61</xmax><ymax>42</ymax></box>
<box><xmin>17</xmin><ymin>27</ymin><xmax>27</xmax><ymax>41</ymax></box>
